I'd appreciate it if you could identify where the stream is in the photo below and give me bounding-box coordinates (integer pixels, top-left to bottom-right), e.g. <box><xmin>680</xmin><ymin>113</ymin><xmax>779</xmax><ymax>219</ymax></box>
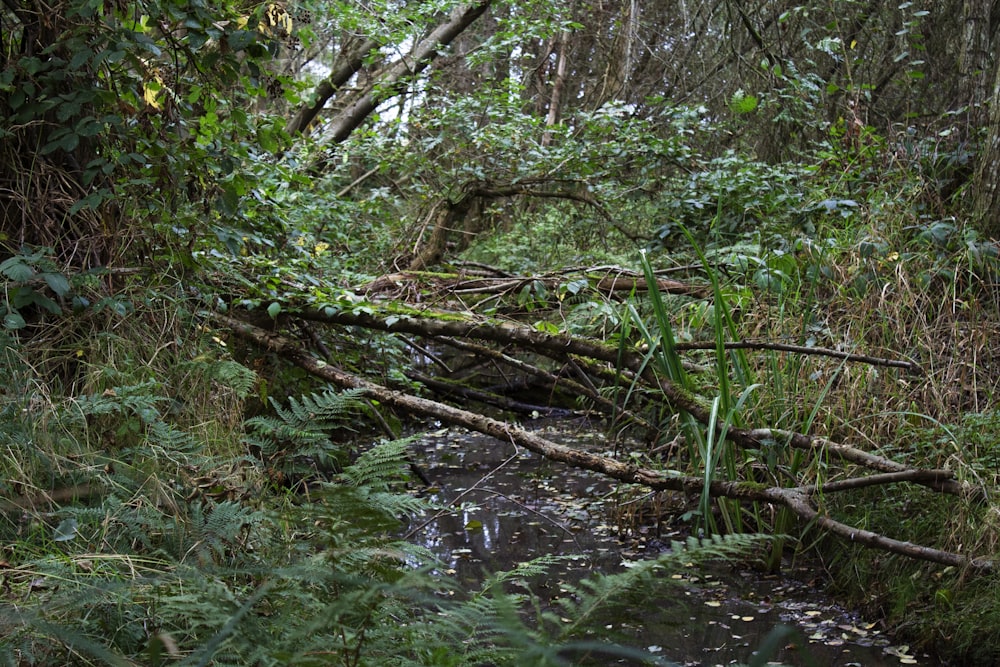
<box><xmin>407</xmin><ymin>420</ymin><xmax>931</xmax><ymax>666</ymax></box>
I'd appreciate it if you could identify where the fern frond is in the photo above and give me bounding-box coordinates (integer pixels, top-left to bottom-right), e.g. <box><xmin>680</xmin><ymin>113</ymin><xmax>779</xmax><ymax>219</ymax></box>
<box><xmin>669</xmin><ymin>532</ymin><xmax>770</xmax><ymax>563</ymax></box>
<box><xmin>342</xmin><ymin>436</ymin><xmax>415</xmax><ymax>489</ymax></box>
<box><xmin>477</xmin><ymin>553</ymin><xmax>576</xmax><ymax>596</ymax></box>
<box><xmin>207</xmin><ymin>360</ymin><xmax>258</xmax><ymax>399</ymax></box>
<box><xmin>273</xmin><ymin>388</ymin><xmax>367</xmax><ymax>430</ymax></box>
<box><xmin>555</xmin><ymin>532</ymin><xmax>771</xmax><ymax>639</ymax></box>
<box><xmin>242</xmin><ymin>388</ymin><xmax>368</xmax><ymax>471</ymax></box>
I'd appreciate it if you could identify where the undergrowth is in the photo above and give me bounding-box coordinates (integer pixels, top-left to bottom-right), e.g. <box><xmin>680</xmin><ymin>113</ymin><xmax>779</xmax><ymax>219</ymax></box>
<box><xmin>0</xmin><ymin>298</ymin><xmax>770</xmax><ymax>665</ymax></box>
<box><xmin>602</xmin><ymin>139</ymin><xmax>1000</xmax><ymax>662</ymax></box>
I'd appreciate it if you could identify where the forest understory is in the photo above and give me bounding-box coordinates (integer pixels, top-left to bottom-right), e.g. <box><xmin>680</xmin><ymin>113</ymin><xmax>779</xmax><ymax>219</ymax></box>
<box><xmin>7</xmin><ymin>0</ymin><xmax>1000</xmax><ymax>665</ymax></box>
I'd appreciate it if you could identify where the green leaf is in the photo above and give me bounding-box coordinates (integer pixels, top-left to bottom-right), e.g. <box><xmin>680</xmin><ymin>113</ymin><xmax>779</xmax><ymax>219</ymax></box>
<box><xmin>257</xmin><ymin>126</ymin><xmax>278</xmax><ymax>152</ymax></box>
<box><xmin>69</xmin><ymin>49</ymin><xmax>92</xmax><ymax>70</ymax></box>
<box><xmin>53</xmin><ymin>518</ymin><xmax>79</xmax><ymax>542</ymax></box>
<box><xmin>41</xmin><ymin>130</ymin><xmax>80</xmax><ymax>155</ymax></box>
<box><xmin>3</xmin><ymin>312</ymin><xmax>26</xmax><ymax>329</ymax></box>
<box><xmin>0</xmin><ymin>257</ymin><xmax>34</xmax><ymax>281</ymax></box>
<box><xmin>227</xmin><ymin>30</ymin><xmax>257</xmax><ymax>51</ymax></box>
<box><xmin>267</xmin><ymin>302</ymin><xmax>281</xmax><ymax>319</ymax></box>
<box><xmin>218</xmin><ymin>182</ymin><xmax>241</xmax><ymax>215</ymax></box>
<box><xmin>42</xmin><ymin>272</ymin><xmax>71</xmax><ymax>297</ymax></box>
<box><xmin>69</xmin><ymin>190</ymin><xmax>111</xmax><ymax>215</ymax></box>
<box><xmin>31</xmin><ymin>292</ymin><xmax>63</xmax><ymax>315</ymax></box>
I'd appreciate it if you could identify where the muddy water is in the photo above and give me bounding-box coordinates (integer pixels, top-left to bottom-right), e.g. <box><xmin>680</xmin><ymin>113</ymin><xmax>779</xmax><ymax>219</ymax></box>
<box><xmin>408</xmin><ymin>422</ymin><xmax>930</xmax><ymax>666</ymax></box>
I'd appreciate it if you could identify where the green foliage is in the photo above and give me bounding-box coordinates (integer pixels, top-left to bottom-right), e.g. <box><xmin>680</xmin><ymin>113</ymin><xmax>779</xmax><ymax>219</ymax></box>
<box><xmin>729</xmin><ymin>89</ymin><xmax>759</xmax><ymax>115</ymax></box>
<box><xmin>243</xmin><ymin>388</ymin><xmax>368</xmax><ymax>479</ymax></box>
<box><xmin>0</xmin><ymin>0</ymin><xmax>302</xmax><ymax>270</ymax></box>
<box><xmin>0</xmin><ymin>246</ymin><xmax>72</xmax><ymax>329</ymax></box>
<box><xmin>4</xmin><ymin>0</ymin><xmax>1000</xmax><ymax>661</ymax></box>
<box><xmin>1</xmin><ymin>354</ymin><xmax>774</xmax><ymax>666</ymax></box>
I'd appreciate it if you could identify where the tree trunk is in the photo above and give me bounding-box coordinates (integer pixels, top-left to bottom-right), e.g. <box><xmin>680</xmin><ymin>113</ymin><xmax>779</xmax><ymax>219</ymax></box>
<box><xmin>974</xmin><ymin>54</ymin><xmax>1000</xmax><ymax>235</ymax></box>
<box><xmin>960</xmin><ymin>0</ymin><xmax>994</xmax><ymax>118</ymax></box>
<box><xmin>541</xmin><ymin>29</ymin><xmax>570</xmax><ymax>146</ymax></box>
<box><xmin>322</xmin><ymin>2</ymin><xmax>492</xmax><ymax>145</ymax></box>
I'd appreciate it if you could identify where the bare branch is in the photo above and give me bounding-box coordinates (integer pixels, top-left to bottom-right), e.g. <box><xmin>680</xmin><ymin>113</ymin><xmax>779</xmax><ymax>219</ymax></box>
<box><xmin>674</xmin><ymin>339</ymin><xmax>920</xmax><ymax>372</ymax></box>
<box><xmin>322</xmin><ymin>2</ymin><xmax>492</xmax><ymax>145</ymax></box>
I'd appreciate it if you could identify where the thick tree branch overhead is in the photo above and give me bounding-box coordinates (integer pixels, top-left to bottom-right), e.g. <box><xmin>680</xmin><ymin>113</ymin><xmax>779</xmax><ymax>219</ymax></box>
<box><xmin>285</xmin><ymin>38</ymin><xmax>380</xmax><ymax>136</ymax></box>
<box><xmin>294</xmin><ymin>2</ymin><xmax>492</xmax><ymax>145</ymax></box>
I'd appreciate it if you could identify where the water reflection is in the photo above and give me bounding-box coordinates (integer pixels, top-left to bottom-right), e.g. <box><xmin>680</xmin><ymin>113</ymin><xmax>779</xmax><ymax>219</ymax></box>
<box><xmin>407</xmin><ymin>425</ymin><xmax>926</xmax><ymax>666</ymax></box>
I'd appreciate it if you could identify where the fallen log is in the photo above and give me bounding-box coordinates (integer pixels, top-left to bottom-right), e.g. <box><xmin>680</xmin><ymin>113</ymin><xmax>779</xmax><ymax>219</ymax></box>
<box><xmin>291</xmin><ymin>304</ymin><xmax>968</xmax><ymax>496</ymax></box>
<box><xmin>216</xmin><ymin>313</ymin><xmax>994</xmax><ymax>573</ymax></box>
<box><xmin>362</xmin><ymin>268</ymin><xmax>709</xmax><ymax>300</ymax></box>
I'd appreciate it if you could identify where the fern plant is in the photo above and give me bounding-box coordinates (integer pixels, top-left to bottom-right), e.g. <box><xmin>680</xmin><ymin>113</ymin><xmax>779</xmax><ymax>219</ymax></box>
<box><xmin>243</xmin><ymin>387</ymin><xmax>368</xmax><ymax>481</ymax></box>
<box><xmin>2</xmin><ymin>379</ymin><xmax>772</xmax><ymax>667</ymax></box>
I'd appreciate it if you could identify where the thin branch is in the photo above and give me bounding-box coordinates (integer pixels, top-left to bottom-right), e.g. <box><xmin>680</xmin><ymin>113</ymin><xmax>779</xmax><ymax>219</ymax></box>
<box><xmin>797</xmin><ymin>469</ymin><xmax>956</xmax><ymax>494</ymax></box>
<box><xmin>674</xmin><ymin>339</ymin><xmax>920</xmax><ymax>372</ymax></box>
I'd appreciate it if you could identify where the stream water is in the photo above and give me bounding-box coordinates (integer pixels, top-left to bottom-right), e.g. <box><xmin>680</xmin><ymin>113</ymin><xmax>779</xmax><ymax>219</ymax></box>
<box><xmin>407</xmin><ymin>421</ymin><xmax>932</xmax><ymax>666</ymax></box>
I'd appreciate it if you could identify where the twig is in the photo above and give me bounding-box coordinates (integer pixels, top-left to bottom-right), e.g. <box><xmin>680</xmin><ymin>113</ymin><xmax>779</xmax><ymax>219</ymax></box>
<box><xmin>401</xmin><ymin>336</ymin><xmax>453</xmax><ymax>374</ymax></box>
<box><xmin>674</xmin><ymin>339</ymin><xmax>920</xmax><ymax>372</ymax></box>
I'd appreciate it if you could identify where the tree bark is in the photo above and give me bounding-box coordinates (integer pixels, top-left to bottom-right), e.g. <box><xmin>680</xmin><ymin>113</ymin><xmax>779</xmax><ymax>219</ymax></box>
<box><xmin>285</xmin><ymin>38</ymin><xmax>380</xmax><ymax>136</ymax></box>
<box><xmin>974</xmin><ymin>54</ymin><xmax>1000</xmax><ymax>235</ymax></box>
<box><xmin>321</xmin><ymin>2</ymin><xmax>492</xmax><ymax>145</ymax></box>
<box><xmin>960</xmin><ymin>0</ymin><xmax>994</xmax><ymax>117</ymax></box>
<box><xmin>541</xmin><ymin>28</ymin><xmax>570</xmax><ymax>146</ymax></box>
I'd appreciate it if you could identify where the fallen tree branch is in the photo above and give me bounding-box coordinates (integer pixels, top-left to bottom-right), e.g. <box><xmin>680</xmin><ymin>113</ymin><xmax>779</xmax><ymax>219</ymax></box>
<box><xmin>738</xmin><ymin>429</ymin><xmax>969</xmax><ymax>497</ymax></box>
<box><xmin>216</xmin><ymin>314</ymin><xmax>994</xmax><ymax>572</ymax></box>
<box><xmin>426</xmin><ymin>335</ymin><xmax>654</xmax><ymax>429</ymax></box>
<box><xmin>674</xmin><ymin>339</ymin><xmax>919</xmax><ymax>372</ymax></box>
<box><xmin>290</xmin><ymin>304</ymin><xmax>969</xmax><ymax>496</ymax></box>
<box><xmin>362</xmin><ymin>267</ymin><xmax>708</xmax><ymax>300</ymax></box>
<box><xmin>406</xmin><ymin>370</ymin><xmax>574</xmax><ymax>417</ymax></box>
